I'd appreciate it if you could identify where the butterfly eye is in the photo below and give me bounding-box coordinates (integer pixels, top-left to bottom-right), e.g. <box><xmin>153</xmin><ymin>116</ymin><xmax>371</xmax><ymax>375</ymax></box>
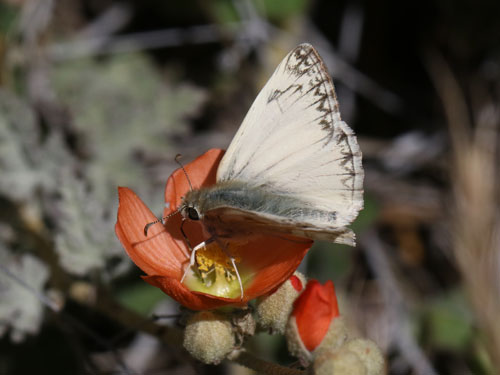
<box><xmin>187</xmin><ymin>207</ymin><xmax>200</xmax><ymax>220</ymax></box>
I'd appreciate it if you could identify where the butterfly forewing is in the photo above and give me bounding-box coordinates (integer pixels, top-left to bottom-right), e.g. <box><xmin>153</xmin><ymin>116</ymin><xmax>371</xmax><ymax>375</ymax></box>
<box><xmin>214</xmin><ymin>44</ymin><xmax>363</xmax><ymax>232</ymax></box>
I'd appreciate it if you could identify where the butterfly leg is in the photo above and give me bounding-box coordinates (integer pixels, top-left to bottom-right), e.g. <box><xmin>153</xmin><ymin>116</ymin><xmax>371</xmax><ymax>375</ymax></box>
<box><xmin>180</xmin><ymin>238</ymin><xmax>215</xmax><ymax>283</ymax></box>
<box><xmin>230</xmin><ymin>253</ymin><xmax>244</xmax><ymax>301</ymax></box>
<box><xmin>215</xmin><ymin>238</ymin><xmax>244</xmax><ymax>301</ymax></box>
<box><xmin>179</xmin><ymin>218</ymin><xmax>193</xmax><ymax>252</ymax></box>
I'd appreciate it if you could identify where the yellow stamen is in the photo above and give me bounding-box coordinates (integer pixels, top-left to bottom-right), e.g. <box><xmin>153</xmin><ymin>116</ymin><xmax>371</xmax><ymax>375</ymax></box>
<box><xmin>195</xmin><ymin>241</ymin><xmax>241</xmax><ymax>285</ymax></box>
<box><xmin>182</xmin><ymin>241</ymin><xmax>248</xmax><ymax>298</ymax></box>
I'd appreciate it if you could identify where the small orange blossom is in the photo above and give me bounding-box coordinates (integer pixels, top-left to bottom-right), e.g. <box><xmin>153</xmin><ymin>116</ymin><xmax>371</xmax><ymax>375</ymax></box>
<box><xmin>291</xmin><ymin>279</ymin><xmax>340</xmax><ymax>351</ymax></box>
<box><xmin>115</xmin><ymin>149</ymin><xmax>312</xmax><ymax>310</ymax></box>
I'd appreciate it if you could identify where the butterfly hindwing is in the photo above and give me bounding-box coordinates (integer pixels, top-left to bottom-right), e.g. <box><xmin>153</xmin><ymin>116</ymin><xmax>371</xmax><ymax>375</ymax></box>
<box><xmin>203</xmin><ymin>207</ymin><xmax>356</xmax><ymax>246</ymax></box>
<box><xmin>214</xmin><ymin>44</ymin><xmax>363</xmax><ymax>233</ymax></box>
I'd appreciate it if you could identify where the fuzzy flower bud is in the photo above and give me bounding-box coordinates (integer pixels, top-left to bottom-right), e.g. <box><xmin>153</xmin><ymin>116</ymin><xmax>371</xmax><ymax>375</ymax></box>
<box><xmin>343</xmin><ymin>338</ymin><xmax>385</xmax><ymax>375</ymax></box>
<box><xmin>183</xmin><ymin>311</ymin><xmax>235</xmax><ymax>364</ymax></box>
<box><xmin>313</xmin><ymin>347</ymin><xmax>367</xmax><ymax>375</ymax></box>
<box><xmin>286</xmin><ymin>279</ymin><xmax>347</xmax><ymax>364</ymax></box>
<box><xmin>255</xmin><ymin>272</ymin><xmax>307</xmax><ymax>334</ymax></box>
<box><xmin>232</xmin><ymin>308</ymin><xmax>256</xmax><ymax>344</ymax></box>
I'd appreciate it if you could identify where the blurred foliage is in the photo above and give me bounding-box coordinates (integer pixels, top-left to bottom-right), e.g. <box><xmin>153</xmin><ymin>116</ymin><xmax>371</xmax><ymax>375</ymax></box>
<box><xmin>51</xmin><ymin>54</ymin><xmax>206</xmax><ymax>203</ymax></box>
<box><xmin>212</xmin><ymin>0</ymin><xmax>308</xmax><ymax>24</ymax></box>
<box><xmin>54</xmin><ymin>169</ymin><xmax>124</xmax><ymax>277</ymax></box>
<box><xmin>49</xmin><ymin>54</ymin><xmax>206</xmax><ymax>278</ymax></box>
<box><xmin>0</xmin><ymin>3</ymin><xmax>18</xmax><ymax>33</ymax></box>
<box><xmin>259</xmin><ymin>0</ymin><xmax>309</xmax><ymax>22</ymax></box>
<box><xmin>306</xmin><ymin>194</ymin><xmax>379</xmax><ymax>282</ymax></box>
<box><xmin>0</xmin><ymin>89</ymin><xmax>65</xmax><ymax>202</ymax></box>
<box><xmin>0</xmin><ymin>0</ymin><xmax>498</xmax><ymax>374</ymax></box>
<box><xmin>115</xmin><ymin>281</ymin><xmax>169</xmax><ymax>316</ymax></box>
<box><xmin>426</xmin><ymin>289</ymin><xmax>472</xmax><ymax>351</ymax></box>
<box><xmin>0</xmin><ymin>49</ymin><xmax>207</xmax><ymax>344</ymax></box>
<box><xmin>0</xmin><ymin>248</ymin><xmax>48</xmax><ymax>343</ymax></box>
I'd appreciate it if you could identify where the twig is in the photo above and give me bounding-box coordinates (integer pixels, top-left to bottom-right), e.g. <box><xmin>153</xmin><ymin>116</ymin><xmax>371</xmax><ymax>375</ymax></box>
<box><xmin>93</xmin><ymin>288</ymin><xmax>184</xmax><ymax>347</ymax></box>
<box><xmin>0</xmin><ymin>262</ymin><xmax>134</xmax><ymax>374</ymax></box>
<box><xmin>6</xmin><ymin>203</ymin><xmax>306</xmax><ymax>373</ymax></box>
<box><xmin>306</xmin><ymin>24</ymin><xmax>404</xmax><ymax>115</ymax></box>
<box><xmin>0</xmin><ymin>262</ymin><xmax>61</xmax><ymax>312</ymax></box>
<box><xmin>336</xmin><ymin>2</ymin><xmax>364</xmax><ymax>122</ymax></box>
<box><xmin>229</xmin><ymin>350</ymin><xmax>306</xmax><ymax>375</ymax></box>
<box><xmin>19</xmin><ymin>0</ymin><xmax>54</xmax><ymax>44</ymax></box>
<box><xmin>95</xmin><ymin>290</ymin><xmax>306</xmax><ymax>373</ymax></box>
<box><xmin>48</xmin><ymin>23</ymin><xmax>241</xmax><ymax>61</ymax></box>
<box><xmin>360</xmin><ymin>230</ymin><xmax>438</xmax><ymax>375</ymax></box>
<box><xmin>427</xmin><ymin>50</ymin><xmax>500</xmax><ymax>369</ymax></box>
<box><xmin>76</xmin><ymin>3</ymin><xmax>131</xmax><ymax>39</ymax></box>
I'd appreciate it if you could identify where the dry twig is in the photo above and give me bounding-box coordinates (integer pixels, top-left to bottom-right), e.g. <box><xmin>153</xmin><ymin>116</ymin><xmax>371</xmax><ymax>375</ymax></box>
<box><xmin>427</xmin><ymin>51</ymin><xmax>500</xmax><ymax>369</ymax></box>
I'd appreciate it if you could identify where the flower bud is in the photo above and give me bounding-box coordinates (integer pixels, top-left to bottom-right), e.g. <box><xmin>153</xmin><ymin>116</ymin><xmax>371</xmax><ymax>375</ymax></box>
<box><xmin>286</xmin><ymin>279</ymin><xmax>347</xmax><ymax>364</ymax></box>
<box><xmin>255</xmin><ymin>272</ymin><xmax>307</xmax><ymax>334</ymax></box>
<box><xmin>314</xmin><ymin>316</ymin><xmax>349</xmax><ymax>356</ymax></box>
<box><xmin>232</xmin><ymin>308</ymin><xmax>256</xmax><ymax>344</ymax></box>
<box><xmin>313</xmin><ymin>347</ymin><xmax>367</xmax><ymax>375</ymax></box>
<box><xmin>344</xmin><ymin>338</ymin><xmax>385</xmax><ymax>375</ymax></box>
<box><xmin>183</xmin><ymin>311</ymin><xmax>235</xmax><ymax>364</ymax></box>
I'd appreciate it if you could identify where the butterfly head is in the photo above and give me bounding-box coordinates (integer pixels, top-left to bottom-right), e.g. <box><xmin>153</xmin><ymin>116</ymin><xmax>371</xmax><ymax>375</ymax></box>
<box><xmin>181</xmin><ymin>190</ymin><xmax>204</xmax><ymax>221</ymax></box>
<box><xmin>184</xmin><ymin>205</ymin><xmax>200</xmax><ymax>220</ymax></box>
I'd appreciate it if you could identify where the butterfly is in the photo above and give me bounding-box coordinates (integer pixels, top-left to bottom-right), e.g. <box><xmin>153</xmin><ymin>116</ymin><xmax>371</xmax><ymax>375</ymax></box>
<box><xmin>175</xmin><ymin>43</ymin><xmax>364</xmax><ymax>248</ymax></box>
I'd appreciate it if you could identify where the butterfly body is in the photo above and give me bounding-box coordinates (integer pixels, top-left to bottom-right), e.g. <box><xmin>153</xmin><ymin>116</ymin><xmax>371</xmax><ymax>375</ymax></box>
<box><xmin>180</xmin><ymin>43</ymin><xmax>363</xmax><ymax>246</ymax></box>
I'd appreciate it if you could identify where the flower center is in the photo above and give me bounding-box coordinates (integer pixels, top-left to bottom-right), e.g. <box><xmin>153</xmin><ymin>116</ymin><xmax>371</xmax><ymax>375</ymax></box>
<box><xmin>196</xmin><ymin>242</ymin><xmax>241</xmax><ymax>285</ymax></box>
<box><xmin>182</xmin><ymin>241</ymin><xmax>250</xmax><ymax>298</ymax></box>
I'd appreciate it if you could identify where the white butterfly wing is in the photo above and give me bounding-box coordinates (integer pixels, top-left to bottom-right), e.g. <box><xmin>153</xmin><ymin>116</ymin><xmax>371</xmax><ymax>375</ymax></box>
<box><xmin>215</xmin><ymin>43</ymin><xmax>363</xmax><ymax>230</ymax></box>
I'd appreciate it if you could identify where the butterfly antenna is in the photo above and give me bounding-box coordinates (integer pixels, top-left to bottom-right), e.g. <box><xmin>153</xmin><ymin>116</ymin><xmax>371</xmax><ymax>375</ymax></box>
<box><xmin>143</xmin><ymin>209</ymin><xmax>180</xmax><ymax>236</ymax></box>
<box><xmin>144</xmin><ymin>154</ymin><xmax>192</xmax><ymax>237</ymax></box>
<box><xmin>175</xmin><ymin>154</ymin><xmax>193</xmax><ymax>191</ymax></box>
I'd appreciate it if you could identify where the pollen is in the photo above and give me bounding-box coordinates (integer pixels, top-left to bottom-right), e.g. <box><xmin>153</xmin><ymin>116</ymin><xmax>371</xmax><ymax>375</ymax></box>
<box><xmin>194</xmin><ymin>241</ymin><xmax>241</xmax><ymax>286</ymax></box>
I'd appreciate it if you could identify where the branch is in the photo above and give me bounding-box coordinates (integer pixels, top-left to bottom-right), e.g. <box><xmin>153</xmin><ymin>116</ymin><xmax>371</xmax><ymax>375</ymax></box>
<box><xmin>229</xmin><ymin>350</ymin><xmax>306</xmax><ymax>375</ymax></box>
<box><xmin>360</xmin><ymin>230</ymin><xmax>438</xmax><ymax>375</ymax></box>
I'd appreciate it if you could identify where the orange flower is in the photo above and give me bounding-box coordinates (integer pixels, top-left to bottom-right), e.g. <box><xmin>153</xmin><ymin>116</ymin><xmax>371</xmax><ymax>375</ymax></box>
<box><xmin>115</xmin><ymin>149</ymin><xmax>312</xmax><ymax>311</ymax></box>
<box><xmin>291</xmin><ymin>279</ymin><xmax>340</xmax><ymax>351</ymax></box>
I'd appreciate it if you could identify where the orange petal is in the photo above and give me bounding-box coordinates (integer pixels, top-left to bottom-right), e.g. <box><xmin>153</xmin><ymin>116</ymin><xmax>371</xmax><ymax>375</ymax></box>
<box><xmin>164</xmin><ymin>148</ymin><xmax>311</xmax><ymax>302</ymax></box>
<box><xmin>117</xmin><ymin>149</ymin><xmax>313</xmax><ymax>310</ymax></box>
<box><xmin>239</xmin><ymin>236</ymin><xmax>312</xmax><ymax>300</ymax></box>
<box><xmin>115</xmin><ymin>187</ymin><xmax>188</xmax><ymax>279</ymax></box>
<box><xmin>292</xmin><ymin>280</ymin><xmax>339</xmax><ymax>351</ymax></box>
<box><xmin>164</xmin><ymin>148</ymin><xmax>224</xmax><ymax>214</ymax></box>
<box><xmin>290</xmin><ymin>275</ymin><xmax>304</xmax><ymax>292</ymax></box>
<box><xmin>143</xmin><ymin>275</ymin><xmax>244</xmax><ymax>311</ymax></box>
<box><xmin>162</xmin><ymin>149</ymin><xmax>225</xmax><ymax>255</ymax></box>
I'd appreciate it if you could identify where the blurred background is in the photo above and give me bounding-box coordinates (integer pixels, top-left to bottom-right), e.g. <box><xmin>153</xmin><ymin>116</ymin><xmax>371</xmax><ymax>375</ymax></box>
<box><xmin>0</xmin><ymin>0</ymin><xmax>499</xmax><ymax>374</ymax></box>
